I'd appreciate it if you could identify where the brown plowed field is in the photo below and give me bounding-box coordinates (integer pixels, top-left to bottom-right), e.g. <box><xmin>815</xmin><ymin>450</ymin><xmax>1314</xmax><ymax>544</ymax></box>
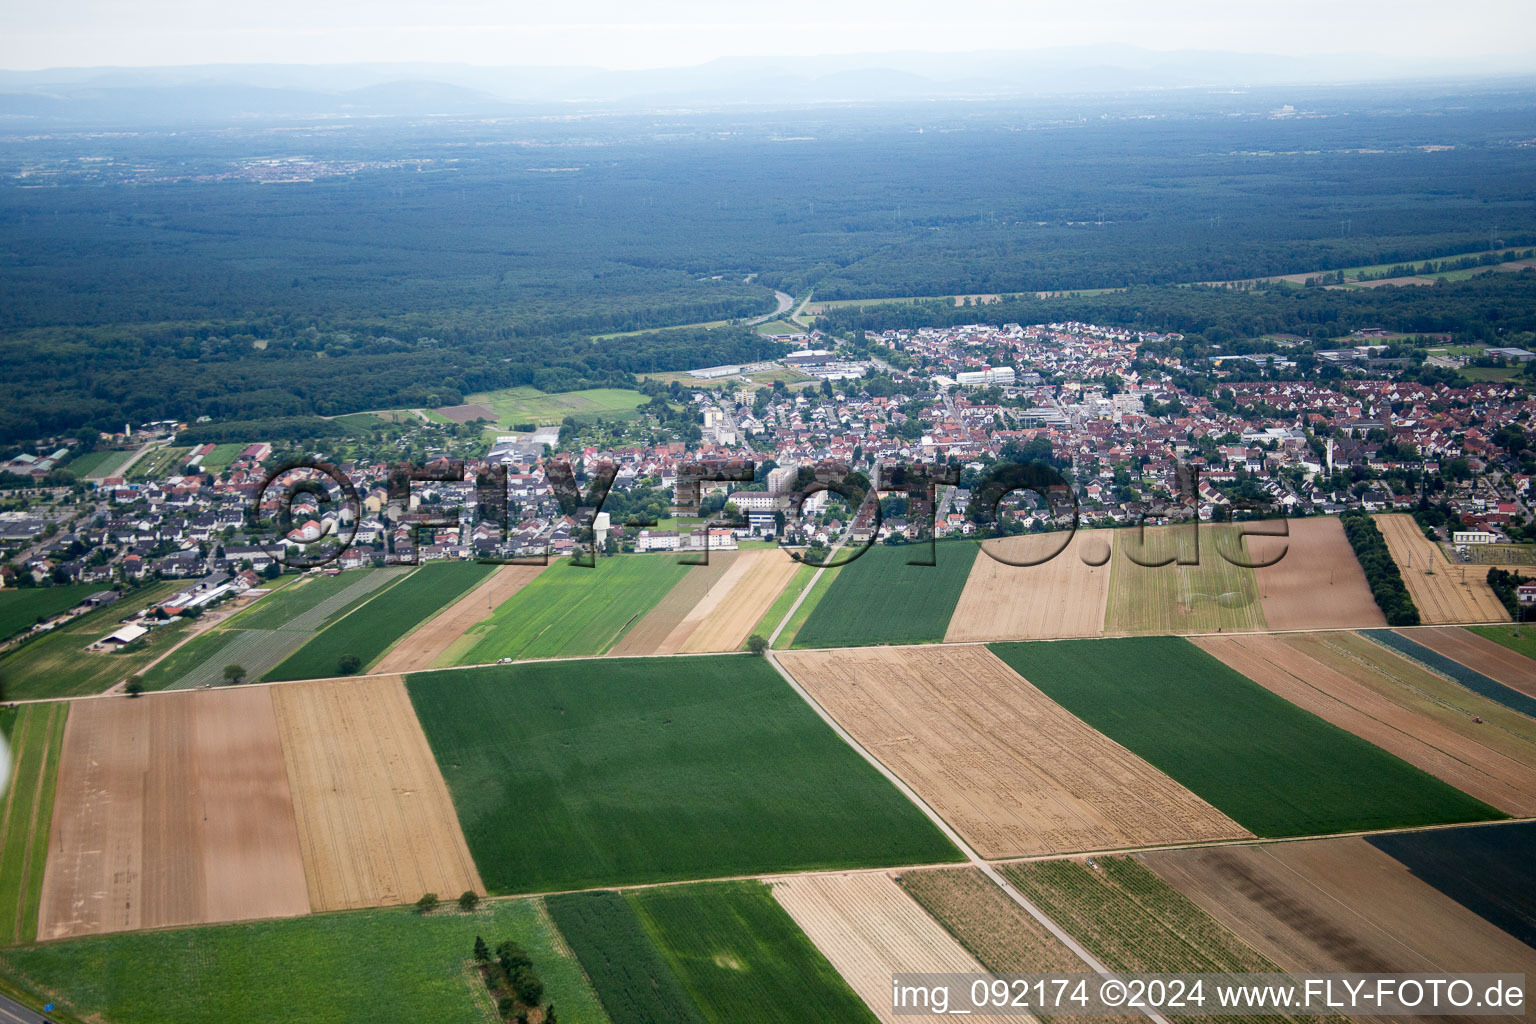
<box><xmin>1147</xmin><ymin>837</ymin><xmax>1536</xmax><ymax>977</ymax></box>
<box><xmin>374</xmin><ymin>563</ymin><xmax>546</xmax><ymax>673</ymax></box>
<box><xmin>1375</xmin><ymin>514</ymin><xmax>1509</xmax><ymax>623</ymax></box>
<box><xmin>1249</xmin><ymin>517</ymin><xmax>1386</xmax><ymax>630</ymax></box>
<box><xmin>944</xmin><ymin>531</ymin><xmax>1113</xmax><ymax>641</ymax></box>
<box><xmin>37</xmin><ymin>688</ymin><xmax>310</xmax><ymax>939</ymax></box>
<box><xmin>1193</xmin><ymin>633</ymin><xmax>1536</xmax><ymax>815</ymax></box>
<box><xmin>271</xmin><ymin>675</ymin><xmax>483</xmax><ymax>911</ymax></box>
<box><xmin>435</xmin><ymin>403</ymin><xmax>498</xmax><ymax>424</ymax></box>
<box><xmin>678</xmin><ymin>549</ymin><xmax>801</xmax><ymax>653</ymax></box>
<box><xmin>771</xmin><ymin>871</ymin><xmax>1025</xmax><ymax>1024</ymax></box>
<box><xmin>607</xmin><ymin>552</ymin><xmax>738</xmax><ymax>656</ymax></box>
<box><xmin>1398</xmin><ymin>626</ymin><xmax>1536</xmax><ymax>698</ymax></box>
<box><xmin>777</xmin><ymin>646</ymin><xmax>1249</xmax><ymax>857</ymax></box>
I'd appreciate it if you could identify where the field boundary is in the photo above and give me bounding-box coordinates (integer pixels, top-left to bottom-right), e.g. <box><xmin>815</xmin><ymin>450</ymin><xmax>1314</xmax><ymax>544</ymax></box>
<box><xmin>765</xmin><ymin>647</ymin><xmax>1170</xmax><ymax>1024</ymax></box>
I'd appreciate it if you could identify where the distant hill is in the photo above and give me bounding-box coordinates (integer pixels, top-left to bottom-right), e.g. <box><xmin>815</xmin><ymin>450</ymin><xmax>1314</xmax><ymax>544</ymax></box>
<box><xmin>2</xmin><ymin>48</ymin><xmax>1534</xmax><ymax>122</ymax></box>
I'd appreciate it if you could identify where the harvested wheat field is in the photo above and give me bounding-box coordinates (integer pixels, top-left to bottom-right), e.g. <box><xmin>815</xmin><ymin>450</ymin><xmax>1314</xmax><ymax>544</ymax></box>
<box><xmin>1105</xmin><ymin>523</ymin><xmax>1266</xmax><ymax>634</ymax></box>
<box><xmin>1375</xmin><ymin>514</ymin><xmax>1508</xmax><ymax>624</ymax></box>
<box><xmin>1193</xmin><ymin>633</ymin><xmax>1536</xmax><ymax>815</ymax></box>
<box><xmin>271</xmin><ymin>675</ymin><xmax>483</xmax><ymax>911</ymax></box>
<box><xmin>374</xmin><ymin>563</ymin><xmax>545</xmax><ymax>673</ymax></box>
<box><xmin>1249</xmin><ymin>517</ymin><xmax>1386</xmax><ymax>630</ymax></box>
<box><xmin>1399</xmin><ymin>626</ymin><xmax>1536</xmax><ymax>698</ymax></box>
<box><xmin>678</xmin><ymin>549</ymin><xmax>802</xmax><ymax>653</ymax></box>
<box><xmin>944</xmin><ymin>531</ymin><xmax>1113</xmax><ymax>641</ymax></box>
<box><xmin>608</xmin><ymin>552</ymin><xmax>738</xmax><ymax>656</ymax></box>
<box><xmin>771</xmin><ymin>871</ymin><xmax>1023</xmax><ymax>1024</ymax></box>
<box><xmin>37</xmin><ymin>688</ymin><xmax>309</xmax><ymax>939</ymax></box>
<box><xmin>1146</xmin><ymin>836</ymin><xmax>1536</xmax><ymax>976</ymax></box>
<box><xmin>778</xmin><ymin>646</ymin><xmax>1249</xmax><ymax>857</ymax></box>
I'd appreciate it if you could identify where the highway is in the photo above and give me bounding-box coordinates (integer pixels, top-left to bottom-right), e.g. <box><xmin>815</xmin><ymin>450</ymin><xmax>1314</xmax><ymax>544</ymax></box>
<box><xmin>0</xmin><ymin>991</ymin><xmax>51</xmax><ymax>1024</ymax></box>
<box><xmin>747</xmin><ymin>289</ymin><xmax>795</xmax><ymax>325</ymax></box>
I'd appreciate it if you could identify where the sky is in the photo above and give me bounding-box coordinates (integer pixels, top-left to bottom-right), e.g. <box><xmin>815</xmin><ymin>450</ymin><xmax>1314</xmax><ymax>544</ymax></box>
<box><xmin>2</xmin><ymin>0</ymin><xmax>1534</xmax><ymax>71</ymax></box>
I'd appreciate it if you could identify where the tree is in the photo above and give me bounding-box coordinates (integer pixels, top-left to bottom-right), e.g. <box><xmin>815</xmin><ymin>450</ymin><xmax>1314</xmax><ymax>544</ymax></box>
<box><xmin>473</xmin><ymin>935</ymin><xmax>490</xmax><ymax>962</ymax></box>
<box><xmin>222</xmin><ymin>664</ymin><xmax>247</xmax><ymax>685</ymax></box>
<box><xmin>509</xmin><ymin>966</ymin><xmax>543</xmax><ymax>1006</ymax></box>
<box><xmin>458</xmin><ymin>890</ymin><xmax>480</xmax><ymax>911</ymax></box>
<box><xmin>337</xmin><ymin>653</ymin><xmax>362</xmax><ymax>675</ymax></box>
<box><xmin>415</xmin><ymin>892</ymin><xmax>439</xmax><ymax>913</ymax></box>
<box><xmin>125</xmin><ymin>676</ymin><xmax>145</xmax><ymax>698</ymax></box>
<box><xmin>496</xmin><ymin>940</ymin><xmax>531</xmax><ymax>973</ymax></box>
<box><xmin>747</xmin><ymin>633</ymin><xmax>768</xmax><ymax>657</ymax></box>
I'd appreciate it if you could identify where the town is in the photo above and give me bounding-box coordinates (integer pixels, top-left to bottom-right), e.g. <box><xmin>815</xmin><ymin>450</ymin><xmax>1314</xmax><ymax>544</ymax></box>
<box><xmin>2</xmin><ymin>318</ymin><xmax>1533</xmax><ymax>653</ymax></box>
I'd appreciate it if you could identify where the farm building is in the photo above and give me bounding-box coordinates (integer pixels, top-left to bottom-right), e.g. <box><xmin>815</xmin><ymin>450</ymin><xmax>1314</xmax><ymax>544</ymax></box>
<box><xmin>98</xmin><ymin>623</ymin><xmax>148</xmax><ymax>647</ymax></box>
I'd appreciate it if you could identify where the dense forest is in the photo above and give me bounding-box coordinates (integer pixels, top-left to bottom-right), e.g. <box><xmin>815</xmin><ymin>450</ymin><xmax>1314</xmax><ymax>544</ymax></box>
<box><xmin>2</xmin><ymin>83</ymin><xmax>1535</xmax><ymax>441</ymax></box>
<box><xmin>819</xmin><ymin>272</ymin><xmax>1536</xmax><ymax>345</ymax></box>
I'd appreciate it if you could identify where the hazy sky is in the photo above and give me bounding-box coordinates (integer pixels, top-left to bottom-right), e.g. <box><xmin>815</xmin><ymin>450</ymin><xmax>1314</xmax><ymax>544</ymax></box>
<box><xmin>3</xmin><ymin>0</ymin><xmax>1534</xmax><ymax>71</ymax></box>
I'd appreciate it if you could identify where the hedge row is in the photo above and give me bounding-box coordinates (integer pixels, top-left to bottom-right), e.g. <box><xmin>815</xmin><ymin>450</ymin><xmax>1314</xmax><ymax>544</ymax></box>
<box><xmin>1339</xmin><ymin>510</ymin><xmax>1420</xmax><ymax>626</ymax></box>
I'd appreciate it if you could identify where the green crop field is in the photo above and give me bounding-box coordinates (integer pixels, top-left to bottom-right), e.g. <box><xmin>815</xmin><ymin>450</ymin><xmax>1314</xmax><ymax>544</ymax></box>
<box><xmin>136</xmin><ymin>627</ymin><xmax>246</xmax><ymax>690</ymax></box>
<box><xmin>1468</xmin><ymin>624</ymin><xmax>1536</xmax><ymax>661</ymax></box>
<box><xmin>0</xmin><ymin>582</ymin><xmax>188</xmax><ymax>700</ymax></box>
<box><xmin>329</xmin><ymin>412</ymin><xmax>390</xmax><ymax>432</ymax></box>
<box><xmin>629</xmin><ymin>881</ymin><xmax>878</xmax><ymax>1024</ymax></box>
<box><xmin>988</xmin><ymin>637</ymin><xmax>1503</xmax><ymax>836</ymax></box>
<box><xmin>457</xmin><ymin>554</ymin><xmax>691</xmax><ymax>662</ymax></box>
<box><xmin>462</xmin><ymin>386</ymin><xmax>649</xmax><ymax>427</ymax></box>
<box><xmin>406</xmin><ymin>656</ymin><xmax>960</xmax><ymax>894</ymax></box>
<box><xmin>0</xmin><ymin>702</ymin><xmax>67</xmax><ymax>946</ymax></box>
<box><xmin>266</xmin><ymin>561</ymin><xmax>493</xmax><ymax>680</ymax></box>
<box><xmin>196</xmin><ymin>442</ymin><xmax>248</xmax><ymax>473</ymax></box>
<box><xmin>0</xmin><ymin>901</ymin><xmax>608</xmax><ymax>1024</ymax></box>
<box><xmin>1104</xmin><ymin>524</ymin><xmax>1266</xmax><ymax>634</ymax></box>
<box><xmin>547</xmin><ymin>890</ymin><xmax>705</xmax><ymax>1024</ymax></box>
<box><xmin>232</xmin><ymin>570</ymin><xmax>384</xmax><ymax>631</ymax></box>
<box><xmin>0</xmin><ymin>584</ymin><xmax>101</xmax><ymax>642</ymax></box>
<box><xmin>60</xmin><ymin>449</ymin><xmax>124</xmax><ymax>477</ymax></box>
<box><xmin>792</xmin><ymin>540</ymin><xmax>978</xmax><ymax>648</ymax></box>
<box><xmin>773</xmin><ymin>561</ymin><xmax>838</xmax><ymax>647</ymax></box>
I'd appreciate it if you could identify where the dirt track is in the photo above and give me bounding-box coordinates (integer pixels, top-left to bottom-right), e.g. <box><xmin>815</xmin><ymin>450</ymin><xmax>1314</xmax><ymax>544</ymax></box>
<box><xmin>271</xmin><ymin>675</ymin><xmax>483</xmax><ymax>911</ymax></box>
<box><xmin>945</xmin><ymin>531</ymin><xmax>1113</xmax><ymax>641</ymax></box>
<box><xmin>1375</xmin><ymin>515</ymin><xmax>1509</xmax><ymax>623</ymax></box>
<box><xmin>1147</xmin><ymin>837</ymin><xmax>1536</xmax><ymax>980</ymax></box>
<box><xmin>778</xmin><ymin>646</ymin><xmax>1249</xmax><ymax>858</ymax></box>
<box><xmin>374</xmin><ymin>563</ymin><xmax>545</xmax><ymax>673</ymax></box>
<box><xmin>1400</xmin><ymin>626</ymin><xmax>1536</xmax><ymax>698</ymax></box>
<box><xmin>1194</xmin><ymin>633</ymin><xmax>1536</xmax><ymax>815</ymax></box>
<box><xmin>679</xmin><ymin>549</ymin><xmax>801</xmax><ymax>653</ymax></box>
<box><xmin>771</xmin><ymin>871</ymin><xmax>1025</xmax><ymax>1024</ymax></box>
<box><xmin>607</xmin><ymin>552</ymin><xmax>738</xmax><ymax>656</ymax></box>
<box><xmin>37</xmin><ymin>688</ymin><xmax>310</xmax><ymax>938</ymax></box>
<box><xmin>1250</xmin><ymin>517</ymin><xmax>1387</xmax><ymax>630</ymax></box>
